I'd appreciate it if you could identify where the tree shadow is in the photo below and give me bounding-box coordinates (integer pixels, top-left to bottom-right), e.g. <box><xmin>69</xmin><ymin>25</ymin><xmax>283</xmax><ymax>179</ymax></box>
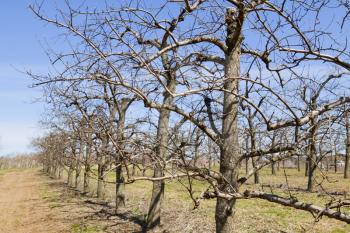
<box><xmin>42</xmin><ymin>174</ymin><xmax>148</xmax><ymax>232</ymax></box>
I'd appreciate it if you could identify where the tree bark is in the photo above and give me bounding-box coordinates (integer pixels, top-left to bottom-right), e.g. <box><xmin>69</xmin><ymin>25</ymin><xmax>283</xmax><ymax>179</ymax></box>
<box><xmin>305</xmin><ymin>157</ymin><xmax>308</xmax><ymax>177</ymax></box>
<box><xmin>97</xmin><ymin>163</ymin><xmax>105</xmax><ymax>198</ymax></box>
<box><xmin>83</xmin><ymin>138</ymin><xmax>91</xmax><ymax>194</ymax></box>
<box><xmin>208</xmin><ymin>140</ymin><xmax>213</xmax><ymax>170</ymax></box>
<box><xmin>97</xmin><ymin>138</ymin><xmax>107</xmax><ymax>199</ymax></box>
<box><xmin>271</xmin><ymin>161</ymin><xmax>276</xmax><ymax>175</ymax></box>
<box><xmin>245</xmin><ymin>190</ymin><xmax>350</xmax><ymax>223</ymax></box>
<box><xmin>115</xmin><ymin>99</ymin><xmax>130</xmax><ymax>213</ymax></box>
<box><xmin>344</xmin><ymin>112</ymin><xmax>349</xmax><ymax>178</ymax></box>
<box><xmin>297</xmin><ymin>155</ymin><xmax>301</xmax><ymax>172</ymax></box>
<box><xmin>307</xmin><ymin>119</ymin><xmax>317</xmax><ymax>191</ymax></box>
<box><xmin>75</xmin><ymin>142</ymin><xmax>83</xmax><ymax>189</ymax></box>
<box><xmin>67</xmin><ymin>164</ymin><xmax>74</xmax><ymax>187</ymax></box>
<box><xmin>249</xmin><ymin>120</ymin><xmax>258</xmax><ymax>184</ymax></box>
<box><xmin>147</xmin><ymin>75</ymin><xmax>176</xmax><ymax>228</ymax></box>
<box><xmin>215</xmin><ymin>8</ymin><xmax>241</xmax><ymax>233</ymax></box>
<box><xmin>83</xmin><ymin>165</ymin><xmax>90</xmax><ymax>193</ymax></box>
<box><xmin>245</xmin><ymin>137</ymin><xmax>249</xmax><ymax>175</ymax></box>
<box><xmin>193</xmin><ymin>128</ymin><xmax>201</xmax><ymax>166</ymax></box>
<box><xmin>252</xmin><ymin>158</ymin><xmax>259</xmax><ymax>184</ymax></box>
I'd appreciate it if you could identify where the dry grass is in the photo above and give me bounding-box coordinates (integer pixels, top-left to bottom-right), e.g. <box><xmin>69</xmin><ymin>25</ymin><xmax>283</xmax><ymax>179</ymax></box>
<box><xmin>56</xmin><ymin>166</ymin><xmax>350</xmax><ymax>233</ymax></box>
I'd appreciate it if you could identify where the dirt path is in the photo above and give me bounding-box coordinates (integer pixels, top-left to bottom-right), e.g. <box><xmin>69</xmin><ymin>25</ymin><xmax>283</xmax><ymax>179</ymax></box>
<box><xmin>0</xmin><ymin>170</ymin><xmax>70</xmax><ymax>233</ymax></box>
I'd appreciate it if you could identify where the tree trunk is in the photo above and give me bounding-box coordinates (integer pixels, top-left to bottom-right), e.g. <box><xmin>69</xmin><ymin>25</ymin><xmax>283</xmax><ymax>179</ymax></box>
<box><xmin>215</xmin><ymin>8</ymin><xmax>241</xmax><ymax>232</ymax></box>
<box><xmin>208</xmin><ymin>141</ymin><xmax>213</xmax><ymax>170</ymax></box>
<box><xmin>115</xmin><ymin>99</ymin><xmax>129</xmax><ymax>213</ymax></box>
<box><xmin>83</xmin><ymin>140</ymin><xmax>91</xmax><ymax>194</ymax></box>
<box><xmin>67</xmin><ymin>165</ymin><xmax>74</xmax><ymax>187</ymax></box>
<box><xmin>83</xmin><ymin>165</ymin><xmax>90</xmax><ymax>194</ymax></box>
<box><xmin>193</xmin><ymin>129</ymin><xmax>200</xmax><ymax>166</ymax></box>
<box><xmin>115</xmin><ymin>160</ymin><xmax>125</xmax><ymax>212</ymax></box>
<box><xmin>132</xmin><ymin>164</ymin><xmax>136</xmax><ymax>176</ymax></box>
<box><xmin>49</xmin><ymin>156</ymin><xmax>55</xmax><ymax>178</ymax></box>
<box><xmin>58</xmin><ymin>165</ymin><xmax>63</xmax><ymax>179</ymax></box>
<box><xmin>54</xmin><ymin>160</ymin><xmax>60</xmax><ymax>179</ymax></box>
<box><xmin>97</xmin><ymin>163</ymin><xmax>105</xmax><ymax>198</ymax></box>
<box><xmin>334</xmin><ymin>143</ymin><xmax>338</xmax><ymax>173</ymax></box>
<box><xmin>271</xmin><ymin>161</ymin><xmax>276</xmax><ymax>175</ymax></box>
<box><xmin>271</xmin><ymin>133</ymin><xmax>277</xmax><ymax>175</ymax></box>
<box><xmin>249</xmin><ymin>124</ymin><xmax>258</xmax><ymax>184</ymax></box>
<box><xmin>75</xmin><ymin>144</ymin><xmax>83</xmax><ymax>190</ymax></box>
<box><xmin>97</xmin><ymin>139</ymin><xmax>107</xmax><ymax>199</ymax></box>
<box><xmin>305</xmin><ymin>159</ymin><xmax>308</xmax><ymax>177</ymax></box>
<box><xmin>147</xmin><ymin>75</ymin><xmax>176</xmax><ymax>228</ymax></box>
<box><xmin>345</xmin><ymin>113</ymin><xmax>350</xmax><ymax>178</ymax></box>
<box><xmin>304</xmin><ymin>146</ymin><xmax>309</xmax><ymax>177</ymax></box>
<box><xmin>245</xmin><ymin>137</ymin><xmax>249</xmax><ymax>175</ymax></box>
<box><xmin>252</xmin><ymin>158</ymin><xmax>259</xmax><ymax>184</ymax></box>
<box><xmin>307</xmin><ymin>119</ymin><xmax>317</xmax><ymax>191</ymax></box>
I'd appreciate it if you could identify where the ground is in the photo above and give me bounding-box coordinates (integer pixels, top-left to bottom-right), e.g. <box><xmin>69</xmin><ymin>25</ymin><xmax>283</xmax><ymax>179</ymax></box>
<box><xmin>0</xmin><ymin>168</ymin><xmax>350</xmax><ymax>233</ymax></box>
<box><xmin>0</xmin><ymin>169</ymin><xmax>70</xmax><ymax>233</ymax></box>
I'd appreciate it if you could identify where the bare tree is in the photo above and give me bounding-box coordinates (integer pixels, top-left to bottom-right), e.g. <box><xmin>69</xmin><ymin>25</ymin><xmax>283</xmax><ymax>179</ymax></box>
<box><xmin>29</xmin><ymin>0</ymin><xmax>350</xmax><ymax>232</ymax></box>
<box><xmin>345</xmin><ymin>111</ymin><xmax>350</xmax><ymax>178</ymax></box>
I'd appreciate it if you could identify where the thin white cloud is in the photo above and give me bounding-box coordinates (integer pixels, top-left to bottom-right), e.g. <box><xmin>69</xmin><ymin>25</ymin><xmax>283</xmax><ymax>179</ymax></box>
<box><xmin>0</xmin><ymin>123</ymin><xmax>43</xmax><ymax>155</ymax></box>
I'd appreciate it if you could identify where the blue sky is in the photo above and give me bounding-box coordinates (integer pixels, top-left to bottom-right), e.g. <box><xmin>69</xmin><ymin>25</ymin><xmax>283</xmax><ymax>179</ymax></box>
<box><xmin>0</xmin><ymin>1</ymin><xmax>348</xmax><ymax>155</ymax></box>
<box><xmin>0</xmin><ymin>0</ymin><xmax>189</xmax><ymax>155</ymax></box>
<box><xmin>0</xmin><ymin>1</ymin><xmax>56</xmax><ymax>155</ymax></box>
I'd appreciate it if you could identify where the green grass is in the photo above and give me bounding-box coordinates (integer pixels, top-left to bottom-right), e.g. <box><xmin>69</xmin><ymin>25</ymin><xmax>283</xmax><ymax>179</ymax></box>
<box><xmin>0</xmin><ymin>168</ymin><xmax>28</xmax><ymax>175</ymax></box>
<box><xmin>40</xmin><ymin>184</ymin><xmax>60</xmax><ymax>203</ymax></box>
<box><xmin>71</xmin><ymin>223</ymin><xmax>101</xmax><ymax>233</ymax></box>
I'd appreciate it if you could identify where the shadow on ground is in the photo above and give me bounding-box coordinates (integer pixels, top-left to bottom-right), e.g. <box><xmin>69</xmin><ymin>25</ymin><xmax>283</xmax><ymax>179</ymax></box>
<box><xmin>43</xmin><ymin>173</ymin><xmax>149</xmax><ymax>233</ymax></box>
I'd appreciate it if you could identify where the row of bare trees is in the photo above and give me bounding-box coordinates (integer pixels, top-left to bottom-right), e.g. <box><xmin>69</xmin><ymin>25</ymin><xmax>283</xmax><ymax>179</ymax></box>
<box><xmin>29</xmin><ymin>0</ymin><xmax>350</xmax><ymax>232</ymax></box>
<box><xmin>0</xmin><ymin>154</ymin><xmax>39</xmax><ymax>170</ymax></box>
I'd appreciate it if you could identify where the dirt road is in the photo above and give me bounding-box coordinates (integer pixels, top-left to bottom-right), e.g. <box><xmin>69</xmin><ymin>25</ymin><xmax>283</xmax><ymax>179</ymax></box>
<box><xmin>0</xmin><ymin>170</ymin><xmax>69</xmax><ymax>233</ymax></box>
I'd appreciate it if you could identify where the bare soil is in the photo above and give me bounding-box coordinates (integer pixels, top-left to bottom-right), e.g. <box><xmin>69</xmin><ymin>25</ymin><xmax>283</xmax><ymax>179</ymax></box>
<box><xmin>0</xmin><ymin>169</ymin><xmax>71</xmax><ymax>233</ymax></box>
<box><xmin>0</xmin><ymin>169</ymin><xmax>144</xmax><ymax>233</ymax></box>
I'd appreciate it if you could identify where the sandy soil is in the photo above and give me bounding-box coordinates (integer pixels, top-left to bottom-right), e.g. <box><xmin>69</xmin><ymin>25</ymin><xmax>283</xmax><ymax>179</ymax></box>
<box><xmin>0</xmin><ymin>170</ymin><xmax>144</xmax><ymax>233</ymax></box>
<box><xmin>0</xmin><ymin>170</ymin><xmax>70</xmax><ymax>233</ymax></box>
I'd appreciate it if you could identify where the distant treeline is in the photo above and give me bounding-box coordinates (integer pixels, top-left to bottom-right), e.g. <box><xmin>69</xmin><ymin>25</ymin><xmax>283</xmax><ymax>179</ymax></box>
<box><xmin>0</xmin><ymin>154</ymin><xmax>40</xmax><ymax>170</ymax></box>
